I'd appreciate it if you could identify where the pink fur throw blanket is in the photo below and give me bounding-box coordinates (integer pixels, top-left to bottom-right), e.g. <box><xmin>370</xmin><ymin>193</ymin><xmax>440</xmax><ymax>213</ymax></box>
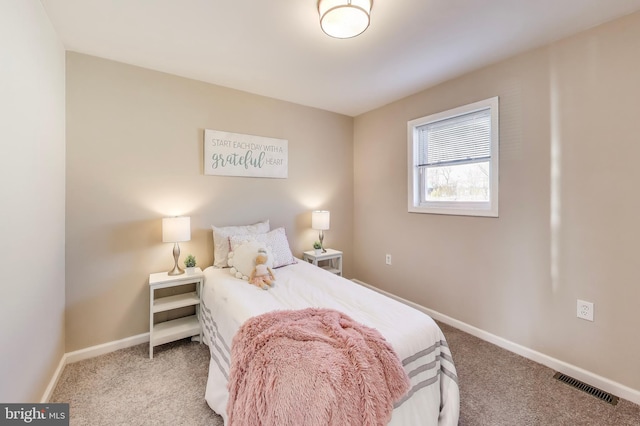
<box><xmin>227</xmin><ymin>308</ymin><xmax>410</xmax><ymax>426</ymax></box>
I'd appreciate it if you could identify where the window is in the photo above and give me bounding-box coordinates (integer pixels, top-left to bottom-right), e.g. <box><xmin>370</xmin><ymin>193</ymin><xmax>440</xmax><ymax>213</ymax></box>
<box><xmin>408</xmin><ymin>97</ymin><xmax>499</xmax><ymax>217</ymax></box>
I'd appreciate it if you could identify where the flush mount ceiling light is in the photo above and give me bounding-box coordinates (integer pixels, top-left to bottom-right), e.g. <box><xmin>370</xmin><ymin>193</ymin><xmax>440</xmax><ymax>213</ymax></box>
<box><xmin>318</xmin><ymin>0</ymin><xmax>372</xmax><ymax>39</ymax></box>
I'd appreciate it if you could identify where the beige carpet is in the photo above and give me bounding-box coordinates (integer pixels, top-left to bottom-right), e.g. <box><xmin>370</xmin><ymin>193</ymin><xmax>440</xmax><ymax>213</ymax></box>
<box><xmin>51</xmin><ymin>340</ymin><xmax>223</xmax><ymax>425</ymax></box>
<box><xmin>51</xmin><ymin>324</ymin><xmax>640</xmax><ymax>425</ymax></box>
<box><xmin>439</xmin><ymin>322</ymin><xmax>640</xmax><ymax>425</ymax></box>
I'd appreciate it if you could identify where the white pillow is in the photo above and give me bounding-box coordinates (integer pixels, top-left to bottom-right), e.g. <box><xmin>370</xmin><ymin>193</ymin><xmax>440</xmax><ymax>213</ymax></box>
<box><xmin>211</xmin><ymin>219</ymin><xmax>270</xmax><ymax>268</ymax></box>
<box><xmin>229</xmin><ymin>227</ymin><xmax>296</xmax><ymax>269</ymax></box>
<box><xmin>228</xmin><ymin>241</ymin><xmax>274</xmax><ymax>280</ymax></box>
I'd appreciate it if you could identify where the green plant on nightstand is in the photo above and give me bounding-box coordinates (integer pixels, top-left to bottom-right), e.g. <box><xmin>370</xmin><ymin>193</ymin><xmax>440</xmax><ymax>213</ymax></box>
<box><xmin>313</xmin><ymin>241</ymin><xmax>322</xmax><ymax>255</ymax></box>
<box><xmin>184</xmin><ymin>254</ymin><xmax>197</xmax><ymax>273</ymax></box>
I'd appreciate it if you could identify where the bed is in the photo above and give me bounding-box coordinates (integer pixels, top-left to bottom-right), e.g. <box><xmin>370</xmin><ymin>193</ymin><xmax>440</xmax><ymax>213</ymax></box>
<box><xmin>200</xmin><ymin>259</ymin><xmax>460</xmax><ymax>425</ymax></box>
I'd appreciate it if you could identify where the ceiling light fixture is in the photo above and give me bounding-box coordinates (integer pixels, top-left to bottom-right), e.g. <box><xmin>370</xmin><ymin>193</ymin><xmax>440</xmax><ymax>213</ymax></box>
<box><xmin>318</xmin><ymin>0</ymin><xmax>372</xmax><ymax>39</ymax></box>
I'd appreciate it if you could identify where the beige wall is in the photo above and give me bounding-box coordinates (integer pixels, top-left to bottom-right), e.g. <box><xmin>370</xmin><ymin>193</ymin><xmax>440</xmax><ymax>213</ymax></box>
<box><xmin>65</xmin><ymin>53</ymin><xmax>354</xmax><ymax>351</ymax></box>
<box><xmin>353</xmin><ymin>12</ymin><xmax>640</xmax><ymax>392</ymax></box>
<box><xmin>0</xmin><ymin>1</ymin><xmax>66</xmax><ymax>401</ymax></box>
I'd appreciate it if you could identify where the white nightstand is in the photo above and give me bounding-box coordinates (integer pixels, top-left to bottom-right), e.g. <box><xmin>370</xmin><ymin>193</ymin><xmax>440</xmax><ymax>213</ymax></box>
<box><xmin>148</xmin><ymin>268</ymin><xmax>204</xmax><ymax>359</ymax></box>
<box><xmin>303</xmin><ymin>249</ymin><xmax>343</xmax><ymax>276</ymax></box>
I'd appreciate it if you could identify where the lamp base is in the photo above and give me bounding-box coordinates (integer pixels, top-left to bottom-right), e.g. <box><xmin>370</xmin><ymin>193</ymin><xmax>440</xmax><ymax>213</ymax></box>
<box><xmin>319</xmin><ymin>230</ymin><xmax>327</xmax><ymax>253</ymax></box>
<box><xmin>168</xmin><ymin>242</ymin><xmax>185</xmax><ymax>275</ymax></box>
<box><xmin>168</xmin><ymin>265</ymin><xmax>184</xmax><ymax>276</ymax></box>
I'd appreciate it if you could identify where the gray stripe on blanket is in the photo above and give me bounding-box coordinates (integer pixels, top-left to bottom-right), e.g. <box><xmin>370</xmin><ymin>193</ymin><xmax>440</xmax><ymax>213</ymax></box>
<box><xmin>441</xmin><ymin>365</ymin><xmax>459</xmax><ymax>385</ymax></box>
<box><xmin>210</xmin><ymin>351</ymin><xmax>229</xmax><ymax>380</ymax></box>
<box><xmin>201</xmin><ymin>316</ymin><xmax>216</xmax><ymax>349</ymax></box>
<box><xmin>440</xmin><ymin>351</ymin><xmax>454</xmax><ymax>364</ymax></box>
<box><xmin>201</xmin><ymin>300</ymin><xmax>231</xmax><ymax>379</ymax></box>
<box><xmin>395</xmin><ymin>339</ymin><xmax>459</xmax><ymax>408</ymax></box>
<box><xmin>394</xmin><ymin>374</ymin><xmax>440</xmax><ymax>408</ymax></box>
<box><xmin>439</xmin><ymin>345</ymin><xmax>458</xmax><ymax>384</ymax></box>
<box><xmin>408</xmin><ymin>360</ymin><xmax>436</xmax><ymax>378</ymax></box>
<box><xmin>200</xmin><ymin>306</ymin><xmax>218</xmax><ymax>352</ymax></box>
<box><xmin>402</xmin><ymin>340</ymin><xmax>442</xmax><ymax>366</ymax></box>
<box><xmin>205</xmin><ymin>331</ymin><xmax>230</xmax><ymax>369</ymax></box>
<box><xmin>202</xmin><ymin>303</ymin><xmax>231</xmax><ymax>355</ymax></box>
<box><xmin>209</xmin><ymin>336</ymin><xmax>230</xmax><ymax>369</ymax></box>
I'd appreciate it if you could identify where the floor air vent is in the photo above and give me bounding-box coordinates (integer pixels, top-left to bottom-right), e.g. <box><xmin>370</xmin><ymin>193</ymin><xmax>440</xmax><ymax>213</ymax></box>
<box><xmin>553</xmin><ymin>372</ymin><xmax>619</xmax><ymax>405</ymax></box>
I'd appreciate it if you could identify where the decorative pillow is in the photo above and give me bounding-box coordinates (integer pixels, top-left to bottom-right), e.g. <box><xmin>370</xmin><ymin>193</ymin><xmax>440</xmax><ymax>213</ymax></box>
<box><xmin>229</xmin><ymin>227</ymin><xmax>296</xmax><ymax>269</ymax></box>
<box><xmin>211</xmin><ymin>219</ymin><xmax>270</xmax><ymax>268</ymax></box>
<box><xmin>228</xmin><ymin>241</ymin><xmax>274</xmax><ymax>280</ymax></box>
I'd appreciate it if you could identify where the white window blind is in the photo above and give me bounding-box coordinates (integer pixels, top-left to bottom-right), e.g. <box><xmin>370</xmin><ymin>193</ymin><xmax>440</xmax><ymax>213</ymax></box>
<box><xmin>417</xmin><ymin>108</ymin><xmax>491</xmax><ymax>167</ymax></box>
<box><xmin>407</xmin><ymin>96</ymin><xmax>499</xmax><ymax>217</ymax></box>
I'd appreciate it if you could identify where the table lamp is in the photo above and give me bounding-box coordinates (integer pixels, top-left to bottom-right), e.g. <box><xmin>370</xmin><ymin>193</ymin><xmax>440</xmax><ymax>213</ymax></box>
<box><xmin>312</xmin><ymin>210</ymin><xmax>330</xmax><ymax>253</ymax></box>
<box><xmin>162</xmin><ymin>216</ymin><xmax>191</xmax><ymax>275</ymax></box>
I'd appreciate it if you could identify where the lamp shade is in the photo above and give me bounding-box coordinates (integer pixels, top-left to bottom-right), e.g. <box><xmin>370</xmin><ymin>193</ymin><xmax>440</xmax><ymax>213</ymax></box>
<box><xmin>318</xmin><ymin>0</ymin><xmax>372</xmax><ymax>39</ymax></box>
<box><xmin>162</xmin><ymin>216</ymin><xmax>191</xmax><ymax>243</ymax></box>
<box><xmin>312</xmin><ymin>210</ymin><xmax>330</xmax><ymax>231</ymax></box>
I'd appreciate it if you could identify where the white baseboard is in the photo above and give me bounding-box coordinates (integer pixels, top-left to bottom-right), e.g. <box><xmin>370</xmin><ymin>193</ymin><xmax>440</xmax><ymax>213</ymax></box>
<box><xmin>65</xmin><ymin>333</ymin><xmax>149</xmax><ymax>364</ymax></box>
<box><xmin>352</xmin><ymin>279</ymin><xmax>640</xmax><ymax>406</ymax></box>
<box><xmin>41</xmin><ymin>332</ymin><xmax>149</xmax><ymax>402</ymax></box>
<box><xmin>40</xmin><ymin>355</ymin><xmax>66</xmax><ymax>403</ymax></box>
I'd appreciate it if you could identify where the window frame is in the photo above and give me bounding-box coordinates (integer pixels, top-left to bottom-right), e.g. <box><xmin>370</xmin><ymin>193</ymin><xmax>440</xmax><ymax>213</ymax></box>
<box><xmin>407</xmin><ymin>96</ymin><xmax>499</xmax><ymax>217</ymax></box>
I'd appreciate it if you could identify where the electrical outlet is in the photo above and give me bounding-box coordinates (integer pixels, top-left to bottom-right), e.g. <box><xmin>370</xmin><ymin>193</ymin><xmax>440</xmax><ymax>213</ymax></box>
<box><xmin>385</xmin><ymin>254</ymin><xmax>392</xmax><ymax>265</ymax></box>
<box><xmin>577</xmin><ymin>299</ymin><xmax>594</xmax><ymax>321</ymax></box>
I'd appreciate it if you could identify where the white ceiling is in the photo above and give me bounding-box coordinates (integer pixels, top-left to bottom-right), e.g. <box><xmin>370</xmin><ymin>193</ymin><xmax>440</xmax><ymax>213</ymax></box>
<box><xmin>41</xmin><ymin>0</ymin><xmax>640</xmax><ymax>117</ymax></box>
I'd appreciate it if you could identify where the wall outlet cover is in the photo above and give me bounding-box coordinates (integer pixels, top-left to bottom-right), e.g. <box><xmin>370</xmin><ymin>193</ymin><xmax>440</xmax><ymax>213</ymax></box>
<box><xmin>577</xmin><ymin>299</ymin><xmax>594</xmax><ymax>321</ymax></box>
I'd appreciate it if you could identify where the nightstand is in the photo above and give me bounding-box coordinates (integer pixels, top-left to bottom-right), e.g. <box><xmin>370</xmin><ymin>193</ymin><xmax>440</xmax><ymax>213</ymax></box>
<box><xmin>303</xmin><ymin>249</ymin><xmax>343</xmax><ymax>276</ymax></box>
<box><xmin>148</xmin><ymin>268</ymin><xmax>204</xmax><ymax>359</ymax></box>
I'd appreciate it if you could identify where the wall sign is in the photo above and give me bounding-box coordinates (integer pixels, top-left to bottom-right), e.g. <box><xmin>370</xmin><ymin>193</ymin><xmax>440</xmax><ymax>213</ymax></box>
<box><xmin>204</xmin><ymin>129</ymin><xmax>288</xmax><ymax>178</ymax></box>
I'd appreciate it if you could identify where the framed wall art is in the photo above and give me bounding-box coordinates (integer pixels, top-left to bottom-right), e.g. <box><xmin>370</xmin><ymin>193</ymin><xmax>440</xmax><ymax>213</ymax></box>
<box><xmin>204</xmin><ymin>129</ymin><xmax>288</xmax><ymax>178</ymax></box>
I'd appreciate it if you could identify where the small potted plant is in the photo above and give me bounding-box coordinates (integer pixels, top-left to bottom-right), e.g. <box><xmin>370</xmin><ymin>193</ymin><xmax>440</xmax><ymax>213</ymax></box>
<box><xmin>184</xmin><ymin>254</ymin><xmax>197</xmax><ymax>274</ymax></box>
<box><xmin>313</xmin><ymin>241</ymin><xmax>322</xmax><ymax>255</ymax></box>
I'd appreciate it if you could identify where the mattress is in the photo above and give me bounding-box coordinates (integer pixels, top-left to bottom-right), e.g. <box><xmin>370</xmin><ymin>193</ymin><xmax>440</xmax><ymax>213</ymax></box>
<box><xmin>200</xmin><ymin>260</ymin><xmax>459</xmax><ymax>425</ymax></box>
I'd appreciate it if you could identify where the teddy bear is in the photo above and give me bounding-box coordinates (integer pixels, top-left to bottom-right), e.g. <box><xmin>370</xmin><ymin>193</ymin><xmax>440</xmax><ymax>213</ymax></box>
<box><xmin>249</xmin><ymin>249</ymin><xmax>276</xmax><ymax>290</ymax></box>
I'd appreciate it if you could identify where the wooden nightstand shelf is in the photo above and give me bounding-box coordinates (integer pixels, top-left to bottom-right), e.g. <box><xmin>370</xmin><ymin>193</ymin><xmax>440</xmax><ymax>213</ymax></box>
<box><xmin>148</xmin><ymin>268</ymin><xmax>204</xmax><ymax>359</ymax></box>
<box><xmin>303</xmin><ymin>249</ymin><xmax>343</xmax><ymax>276</ymax></box>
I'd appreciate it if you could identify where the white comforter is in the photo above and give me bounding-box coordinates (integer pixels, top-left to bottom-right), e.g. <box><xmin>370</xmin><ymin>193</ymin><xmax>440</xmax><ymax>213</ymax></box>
<box><xmin>201</xmin><ymin>260</ymin><xmax>459</xmax><ymax>425</ymax></box>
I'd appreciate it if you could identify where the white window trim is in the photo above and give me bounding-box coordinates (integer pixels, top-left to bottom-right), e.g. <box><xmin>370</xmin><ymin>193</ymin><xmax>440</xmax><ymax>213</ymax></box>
<box><xmin>407</xmin><ymin>96</ymin><xmax>499</xmax><ymax>217</ymax></box>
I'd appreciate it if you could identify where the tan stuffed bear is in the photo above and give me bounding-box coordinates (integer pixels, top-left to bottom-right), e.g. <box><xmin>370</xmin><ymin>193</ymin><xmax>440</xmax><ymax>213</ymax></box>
<box><xmin>249</xmin><ymin>249</ymin><xmax>276</xmax><ymax>290</ymax></box>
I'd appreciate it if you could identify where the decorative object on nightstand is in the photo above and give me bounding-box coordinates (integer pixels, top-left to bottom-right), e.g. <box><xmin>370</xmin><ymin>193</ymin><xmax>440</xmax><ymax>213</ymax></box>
<box><xmin>184</xmin><ymin>254</ymin><xmax>197</xmax><ymax>274</ymax></box>
<box><xmin>313</xmin><ymin>241</ymin><xmax>322</xmax><ymax>255</ymax></box>
<box><xmin>148</xmin><ymin>268</ymin><xmax>204</xmax><ymax>359</ymax></box>
<box><xmin>162</xmin><ymin>216</ymin><xmax>190</xmax><ymax>275</ymax></box>
<box><xmin>303</xmin><ymin>248</ymin><xmax>343</xmax><ymax>276</ymax></box>
<box><xmin>312</xmin><ymin>210</ymin><xmax>330</xmax><ymax>253</ymax></box>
